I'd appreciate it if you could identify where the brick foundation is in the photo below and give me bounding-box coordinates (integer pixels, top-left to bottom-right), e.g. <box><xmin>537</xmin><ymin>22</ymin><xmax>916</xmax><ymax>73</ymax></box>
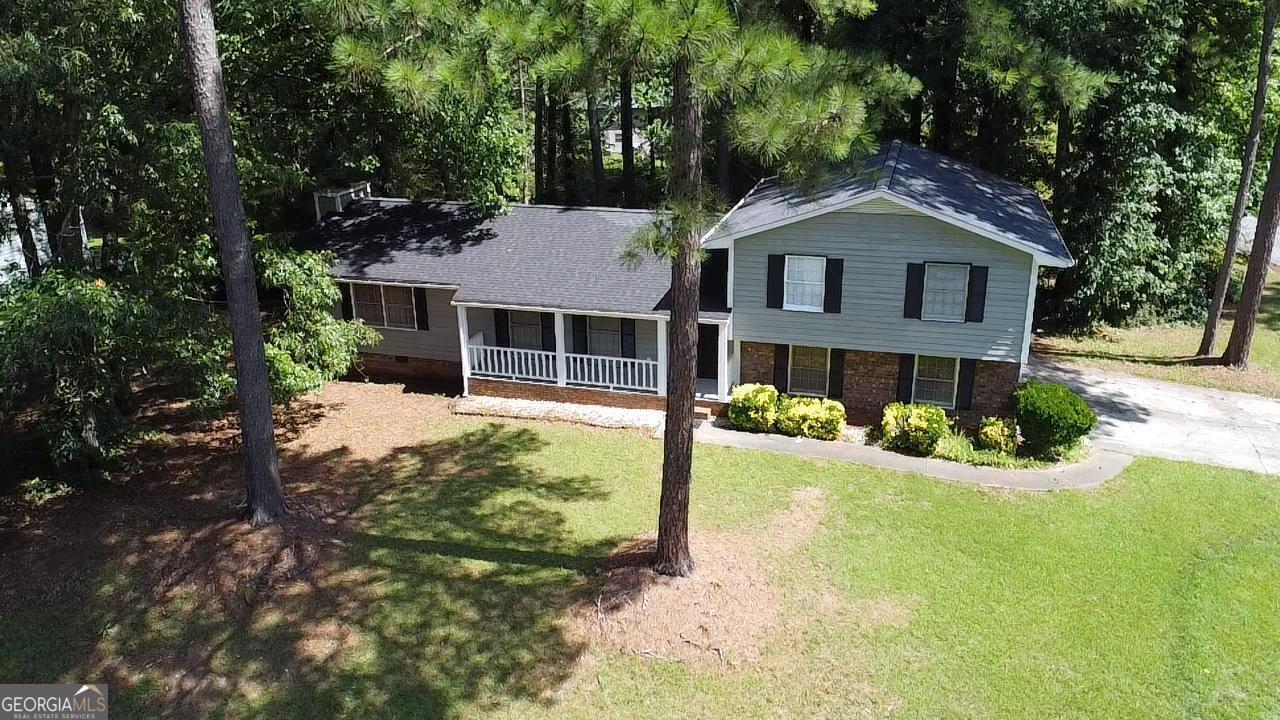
<box><xmin>739</xmin><ymin>341</ymin><xmax>1018</xmax><ymax>427</ymax></box>
<box><xmin>356</xmin><ymin>352</ymin><xmax>462</xmax><ymax>387</ymax></box>
<box><xmin>470</xmin><ymin>377</ymin><xmax>668</xmax><ymax>410</ymax></box>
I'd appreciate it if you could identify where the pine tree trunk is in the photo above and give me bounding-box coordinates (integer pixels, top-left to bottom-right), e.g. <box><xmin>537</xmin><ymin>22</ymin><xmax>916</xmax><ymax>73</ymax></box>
<box><xmin>560</xmin><ymin>101</ymin><xmax>577</xmax><ymax>204</ymax></box>
<box><xmin>716</xmin><ymin>111</ymin><xmax>731</xmax><ymax>200</ymax></box>
<box><xmin>587</xmin><ymin>91</ymin><xmax>606</xmax><ymax>204</ymax></box>
<box><xmin>931</xmin><ymin>52</ymin><xmax>958</xmax><ymax>153</ymax></box>
<box><xmin>545</xmin><ymin>94</ymin><xmax>560</xmax><ymax>203</ymax></box>
<box><xmin>655</xmin><ymin>55</ymin><xmax>701</xmax><ymax>578</ymax></box>
<box><xmin>179</xmin><ymin>0</ymin><xmax>286</xmax><ymax>526</ymax></box>
<box><xmin>3</xmin><ymin>172</ymin><xmax>42</xmax><ymax>278</ymax></box>
<box><xmin>534</xmin><ymin>82</ymin><xmax>545</xmax><ymax>202</ymax></box>
<box><xmin>1225</xmin><ymin>129</ymin><xmax>1280</xmax><ymax>368</ymax></box>
<box><xmin>620</xmin><ymin>69</ymin><xmax>637</xmax><ymax>207</ymax></box>
<box><xmin>1201</xmin><ymin>0</ymin><xmax>1277</xmax><ymax>357</ymax></box>
<box><xmin>1053</xmin><ymin>104</ymin><xmax>1072</xmax><ymax>225</ymax></box>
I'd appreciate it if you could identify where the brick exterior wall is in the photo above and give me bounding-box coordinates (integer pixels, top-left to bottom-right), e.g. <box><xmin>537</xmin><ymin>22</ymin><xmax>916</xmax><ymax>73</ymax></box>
<box><xmin>470</xmin><ymin>377</ymin><xmax>669</xmax><ymax>410</ymax></box>
<box><xmin>356</xmin><ymin>352</ymin><xmax>462</xmax><ymax>389</ymax></box>
<box><xmin>738</xmin><ymin>341</ymin><xmax>1018</xmax><ymax>427</ymax></box>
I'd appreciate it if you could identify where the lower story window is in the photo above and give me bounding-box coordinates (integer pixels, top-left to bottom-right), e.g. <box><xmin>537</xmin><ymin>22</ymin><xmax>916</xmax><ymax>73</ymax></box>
<box><xmin>509</xmin><ymin>310</ymin><xmax>543</xmax><ymax>350</ymax></box>
<box><xmin>351</xmin><ymin>283</ymin><xmax>416</xmax><ymax>330</ymax></box>
<box><xmin>789</xmin><ymin>345</ymin><xmax>829</xmax><ymax>396</ymax></box>
<box><xmin>913</xmin><ymin>355</ymin><xmax>958</xmax><ymax>408</ymax></box>
<box><xmin>588</xmin><ymin>316</ymin><xmax>622</xmax><ymax>356</ymax></box>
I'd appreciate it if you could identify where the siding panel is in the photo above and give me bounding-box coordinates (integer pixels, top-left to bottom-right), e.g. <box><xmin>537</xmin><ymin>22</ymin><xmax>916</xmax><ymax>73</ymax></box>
<box><xmin>732</xmin><ymin>212</ymin><xmax>1033</xmax><ymax>361</ymax></box>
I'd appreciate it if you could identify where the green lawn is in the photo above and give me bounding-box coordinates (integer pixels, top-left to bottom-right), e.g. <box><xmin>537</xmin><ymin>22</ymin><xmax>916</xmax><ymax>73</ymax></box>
<box><xmin>3</xmin><ymin>408</ymin><xmax>1279</xmax><ymax>719</ymax></box>
<box><xmin>1037</xmin><ymin>273</ymin><xmax>1280</xmax><ymax>398</ymax></box>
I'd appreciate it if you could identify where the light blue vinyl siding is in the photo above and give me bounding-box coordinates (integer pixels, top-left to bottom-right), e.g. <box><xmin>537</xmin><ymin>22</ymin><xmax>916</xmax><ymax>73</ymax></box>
<box><xmin>731</xmin><ymin>208</ymin><xmax>1034</xmax><ymax>362</ymax></box>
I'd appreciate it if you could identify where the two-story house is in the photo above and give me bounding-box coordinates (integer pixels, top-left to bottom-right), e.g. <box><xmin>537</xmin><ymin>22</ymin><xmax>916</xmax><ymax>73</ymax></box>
<box><xmin>308</xmin><ymin>140</ymin><xmax>1072</xmax><ymax>424</ymax></box>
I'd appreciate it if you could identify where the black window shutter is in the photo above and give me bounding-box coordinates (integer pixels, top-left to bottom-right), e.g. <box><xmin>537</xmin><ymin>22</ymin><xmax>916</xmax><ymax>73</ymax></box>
<box><xmin>572</xmin><ymin>315</ymin><xmax>588</xmax><ymax>354</ymax></box>
<box><xmin>827</xmin><ymin>349</ymin><xmax>845</xmax><ymax>399</ymax></box>
<box><xmin>823</xmin><ymin>258</ymin><xmax>844</xmax><ymax>313</ymax></box>
<box><xmin>904</xmin><ymin>264</ymin><xmax>925</xmax><ymax>319</ymax></box>
<box><xmin>621</xmin><ymin>319</ymin><xmax>637</xmax><ymax>358</ymax></box>
<box><xmin>773</xmin><ymin>344</ymin><xmax>789</xmax><ymax>390</ymax></box>
<box><xmin>897</xmin><ymin>354</ymin><xmax>916</xmax><ymax>402</ymax></box>
<box><xmin>965</xmin><ymin>266</ymin><xmax>988</xmax><ymax>323</ymax></box>
<box><xmin>412</xmin><ymin>287</ymin><xmax>429</xmax><ymax>330</ymax></box>
<box><xmin>766</xmin><ymin>255</ymin><xmax>785</xmax><ymax>309</ymax></box>
<box><xmin>540</xmin><ymin>313</ymin><xmax>556</xmax><ymax>352</ymax></box>
<box><xmin>494</xmin><ymin>309</ymin><xmax>510</xmax><ymax>347</ymax></box>
<box><xmin>339</xmin><ymin>282</ymin><xmax>354</xmax><ymax>320</ymax></box>
<box><xmin>956</xmin><ymin>358</ymin><xmax>977</xmax><ymax>410</ymax></box>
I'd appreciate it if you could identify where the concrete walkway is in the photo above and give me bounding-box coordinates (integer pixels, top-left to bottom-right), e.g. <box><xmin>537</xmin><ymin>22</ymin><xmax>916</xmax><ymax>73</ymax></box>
<box><xmin>1029</xmin><ymin>358</ymin><xmax>1280</xmax><ymax>475</ymax></box>
<box><xmin>691</xmin><ymin>422</ymin><xmax>1133</xmax><ymax>492</ymax></box>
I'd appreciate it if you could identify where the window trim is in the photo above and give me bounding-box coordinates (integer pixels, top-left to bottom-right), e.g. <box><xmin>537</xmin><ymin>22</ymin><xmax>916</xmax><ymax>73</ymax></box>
<box><xmin>782</xmin><ymin>255</ymin><xmax>827</xmax><ymax>313</ymax></box>
<box><xmin>351</xmin><ymin>283</ymin><xmax>418</xmax><ymax>331</ymax></box>
<box><xmin>911</xmin><ymin>354</ymin><xmax>960</xmax><ymax>410</ymax></box>
<box><xmin>920</xmin><ymin>262</ymin><xmax>970</xmax><ymax>323</ymax></box>
<box><xmin>787</xmin><ymin>345</ymin><xmax>830</xmax><ymax>397</ymax></box>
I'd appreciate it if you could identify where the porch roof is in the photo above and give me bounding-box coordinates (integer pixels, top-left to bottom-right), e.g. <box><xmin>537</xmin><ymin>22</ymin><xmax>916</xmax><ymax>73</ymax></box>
<box><xmin>307</xmin><ymin>199</ymin><xmax>729</xmax><ymax>319</ymax></box>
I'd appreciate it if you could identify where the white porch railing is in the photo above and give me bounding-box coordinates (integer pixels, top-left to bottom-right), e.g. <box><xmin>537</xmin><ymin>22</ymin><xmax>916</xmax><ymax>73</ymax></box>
<box><xmin>566</xmin><ymin>353</ymin><xmax>659</xmax><ymax>393</ymax></box>
<box><xmin>469</xmin><ymin>345</ymin><xmax>558</xmax><ymax>383</ymax></box>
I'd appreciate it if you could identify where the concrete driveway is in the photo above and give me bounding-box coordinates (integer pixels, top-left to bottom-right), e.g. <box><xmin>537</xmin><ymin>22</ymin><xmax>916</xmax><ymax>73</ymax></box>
<box><xmin>1028</xmin><ymin>358</ymin><xmax>1280</xmax><ymax>475</ymax></box>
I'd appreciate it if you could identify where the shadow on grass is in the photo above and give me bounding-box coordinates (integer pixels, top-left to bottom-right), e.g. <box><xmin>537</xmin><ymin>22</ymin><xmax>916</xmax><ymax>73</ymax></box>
<box><xmin>0</xmin><ymin>410</ymin><xmax>620</xmax><ymax>719</ymax></box>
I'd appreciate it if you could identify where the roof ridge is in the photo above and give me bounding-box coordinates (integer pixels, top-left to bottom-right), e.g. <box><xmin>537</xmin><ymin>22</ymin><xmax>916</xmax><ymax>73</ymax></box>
<box><xmin>509</xmin><ymin>202</ymin><xmax>656</xmax><ymax>215</ymax></box>
<box><xmin>879</xmin><ymin>139</ymin><xmax>904</xmax><ymax>191</ymax></box>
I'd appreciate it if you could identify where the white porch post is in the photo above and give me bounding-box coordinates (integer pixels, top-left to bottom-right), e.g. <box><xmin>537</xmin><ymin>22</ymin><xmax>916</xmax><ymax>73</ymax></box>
<box><xmin>456</xmin><ymin>305</ymin><xmax>471</xmax><ymax>396</ymax></box>
<box><xmin>656</xmin><ymin>318</ymin><xmax>668</xmax><ymax>397</ymax></box>
<box><xmin>717</xmin><ymin>323</ymin><xmax>730</xmax><ymax>400</ymax></box>
<box><xmin>554</xmin><ymin>311</ymin><xmax>568</xmax><ymax>386</ymax></box>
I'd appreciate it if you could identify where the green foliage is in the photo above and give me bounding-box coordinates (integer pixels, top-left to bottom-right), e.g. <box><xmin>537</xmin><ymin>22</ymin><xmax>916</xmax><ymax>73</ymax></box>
<box><xmin>727</xmin><ymin>383</ymin><xmax>779</xmax><ymax>433</ymax></box>
<box><xmin>1015</xmin><ymin>380</ymin><xmax>1097</xmax><ymax>458</ymax></box>
<box><xmin>879</xmin><ymin>402</ymin><xmax>950</xmax><ymax>456</ymax></box>
<box><xmin>976</xmin><ymin>416</ymin><xmax>1017</xmax><ymax>455</ymax></box>
<box><xmin>932</xmin><ymin>427</ymin><xmax>1047</xmax><ymax>469</ymax></box>
<box><xmin>775</xmin><ymin>395</ymin><xmax>846</xmax><ymax>440</ymax></box>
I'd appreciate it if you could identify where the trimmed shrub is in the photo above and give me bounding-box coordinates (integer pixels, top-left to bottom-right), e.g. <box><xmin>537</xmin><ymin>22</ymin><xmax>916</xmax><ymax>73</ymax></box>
<box><xmin>880</xmin><ymin>402</ymin><xmax>950</xmax><ymax>455</ymax></box>
<box><xmin>776</xmin><ymin>396</ymin><xmax>847</xmax><ymax>440</ymax></box>
<box><xmin>1015</xmin><ymin>380</ymin><xmax>1097</xmax><ymax>458</ymax></box>
<box><xmin>976</xmin><ymin>416</ymin><xmax>1017</xmax><ymax>455</ymax></box>
<box><xmin>727</xmin><ymin>383</ymin><xmax>779</xmax><ymax>433</ymax></box>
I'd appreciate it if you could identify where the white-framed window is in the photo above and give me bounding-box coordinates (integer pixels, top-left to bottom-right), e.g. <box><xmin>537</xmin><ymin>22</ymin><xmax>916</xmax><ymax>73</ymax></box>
<box><xmin>784</xmin><ymin>255</ymin><xmax>826</xmax><ymax>312</ymax></box>
<box><xmin>912</xmin><ymin>355</ymin><xmax>959</xmax><ymax>409</ymax></box>
<box><xmin>351</xmin><ymin>283</ymin><xmax>417</xmax><ymax>330</ymax></box>
<box><xmin>509</xmin><ymin>310</ymin><xmax>544</xmax><ymax>350</ymax></box>
<box><xmin>587</xmin><ymin>316</ymin><xmax>622</xmax><ymax>356</ymax></box>
<box><xmin>922</xmin><ymin>263</ymin><xmax>969</xmax><ymax>322</ymax></box>
<box><xmin>788</xmin><ymin>345</ymin><xmax>829</xmax><ymax>396</ymax></box>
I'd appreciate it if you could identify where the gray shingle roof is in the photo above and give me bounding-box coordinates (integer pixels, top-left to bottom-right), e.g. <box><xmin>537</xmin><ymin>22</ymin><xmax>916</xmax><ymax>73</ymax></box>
<box><xmin>705</xmin><ymin>140</ymin><xmax>1073</xmax><ymax>267</ymax></box>
<box><xmin>308</xmin><ymin>199</ymin><xmax>728</xmax><ymax>318</ymax></box>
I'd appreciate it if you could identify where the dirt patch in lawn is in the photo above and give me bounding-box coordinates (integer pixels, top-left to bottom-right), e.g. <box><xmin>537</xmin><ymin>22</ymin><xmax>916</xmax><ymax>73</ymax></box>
<box><xmin>569</xmin><ymin>487</ymin><xmax>827</xmax><ymax>667</ymax></box>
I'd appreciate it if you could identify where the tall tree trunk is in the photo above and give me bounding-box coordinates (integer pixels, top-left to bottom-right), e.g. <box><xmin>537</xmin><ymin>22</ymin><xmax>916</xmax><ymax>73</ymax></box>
<box><xmin>907</xmin><ymin>95</ymin><xmax>923</xmax><ymax>145</ymax></box>
<box><xmin>57</xmin><ymin>208</ymin><xmax>87</xmax><ymax>268</ymax></box>
<box><xmin>716</xmin><ymin>110</ymin><xmax>731</xmax><ymax>200</ymax></box>
<box><xmin>27</xmin><ymin>147</ymin><xmax>63</xmax><ymax>251</ymax></box>
<box><xmin>560</xmin><ymin>101</ymin><xmax>577</xmax><ymax>204</ymax></box>
<box><xmin>587</xmin><ymin>91</ymin><xmax>606</xmax><ymax>204</ymax></box>
<box><xmin>1225</xmin><ymin>129</ymin><xmax>1280</xmax><ymax>368</ymax></box>
<box><xmin>620</xmin><ymin>68</ymin><xmax>637</xmax><ymax>207</ymax></box>
<box><xmin>1201</xmin><ymin>0</ymin><xmax>1277</xmax><ymax>356</ymax></box>
<box><xmin>931</xmin><ymin>51</ymin><xmax>959</xmax><ymax>153</ymax></box>
<box><xmin>1053</xmin><ymin>104</ymin><xmax>1072</xmax><ymax>225</ymax></box>
<box><xmin>3</xmin><ymin>166</ymin><xmax>42</xmax><ymax>278</ymax></box>
<box><xmin>180</xmin><ymin>0</ymin><xmax>286</xmax><ymax>526</ymax></box>
<box><xmin>534</xmin><ymin>82</ymin><xmax>545</xmax><ymax>202</ymax></box>
<box><xmin>518</xmin><ymin>63</ymin><xmax>531</xmax><ymax>203</ymax></box>
<box><xmin>655</xmin><ymin>55</ymin><xmax>701</xmax><ymax>578</ymax></box>
<box><xmin>545</xmin><ymin>94</ymin><xmax>560</xmax><ymax>203</ymax></box>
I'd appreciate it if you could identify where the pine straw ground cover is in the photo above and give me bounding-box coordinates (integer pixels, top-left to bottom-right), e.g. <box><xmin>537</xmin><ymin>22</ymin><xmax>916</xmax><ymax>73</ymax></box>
<box><xmin>2</xmin><ymin>381</ymin><xmax>1279</xmax><ymax>718</ymax></box>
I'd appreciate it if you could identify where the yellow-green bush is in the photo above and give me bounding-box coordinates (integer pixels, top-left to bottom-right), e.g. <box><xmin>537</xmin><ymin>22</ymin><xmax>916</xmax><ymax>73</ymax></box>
<box><xmin>727</xmin><ymin>383</ymin><xmax>779</xmax><ymax>433</ymax></box>
<box><xmin>880</xmin><ymin>402</ymin><xmax>950</xmax><ymax>455</ymax></box>
<box><xmin>976</xmin><ymin>416</ymin><xmax>1017</xmax><ymax>455</ymax></box>
<box><xmin>776</xmin><ymin>396</ymin><xmax>847</xmax><ymax>440</ymax></box>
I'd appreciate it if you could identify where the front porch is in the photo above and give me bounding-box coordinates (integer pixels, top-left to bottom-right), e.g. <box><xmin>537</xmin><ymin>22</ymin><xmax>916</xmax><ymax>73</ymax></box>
<box><xmin>456</xmin><ymin>304</ymin><xmax>731</xmax><ymax>402</ymax></box>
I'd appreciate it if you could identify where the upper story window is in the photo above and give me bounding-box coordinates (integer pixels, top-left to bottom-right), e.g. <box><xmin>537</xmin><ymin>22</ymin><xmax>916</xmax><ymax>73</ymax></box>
<box><xmin>784</xmin><ymin>255</ymin><xmax>826</xmax><ymax>312</ymax></box>
<box><xmin>509</xmin><ymin>310</ymin><xmax>544</xmax><ymax>350</ymax></box>
<box><xmin>789</xmin><ymin>345</ymin><xmax>829</xmax><ymax>396</ymax></box>
<box><xmin>352</xmin><ymin>283</ymin><xmax>417</xmax><ymax>330</ymax></box>
<box><xmin>922</xmin><ymin>263</ymin><xmax>969</xmax><ymax>322</ymax></box>
<box><xmin>913</xmin><ymin>355</ymin><xmax>958</xmax><ymax>408</ymax></box>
